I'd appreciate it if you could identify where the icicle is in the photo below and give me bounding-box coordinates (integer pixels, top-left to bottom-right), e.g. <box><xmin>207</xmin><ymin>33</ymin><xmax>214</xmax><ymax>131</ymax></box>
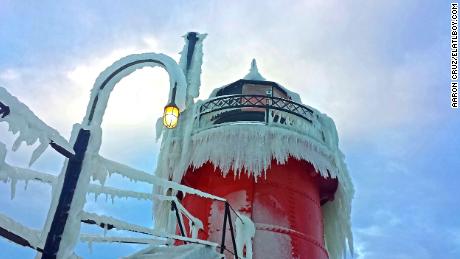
<box><xmin>235</xmin><ymin>214</ymin><xmax>255</xmax><ymax>259</ymax></box>
<box><xmin>87</xmin><ymin>240</ymin><xmax>93</xmax><ymax>254</ymax></box>
<box><xmin>10</xmin><ymin>177</ymin><xmax>17</xmax><ymax>200</ymax></box>
<box><xmin>189</xmin><ymin>221</ymin><xmax>200</xmax><ymax>239</ymax></box>
<box><xmin>0</xmin><ymin>142</ymin><xmax>6</xmax><ymax>168</ymax></box>
<box><xmin>29</xmin><ymin>137</ymin><xmax>48</xmax><ymax>166</ymax></box>
<box><xmin>155</xmin><ymin>117</ymin><xmax>164</xmax><ymax>141</ymax></box>
<box><xmin>24</xmin><ymin>180</ymin><xmax>29</xmax><ymax>190</ymax></box>
<box><xmin>12</xmin><ymin>132</ymin><xmax>26</xmax><ymax>151</ymax></box>
<box><xmin>167</xmin><ymin>209</ymin><xmax>177</xmax><ymax>234</ymax></box>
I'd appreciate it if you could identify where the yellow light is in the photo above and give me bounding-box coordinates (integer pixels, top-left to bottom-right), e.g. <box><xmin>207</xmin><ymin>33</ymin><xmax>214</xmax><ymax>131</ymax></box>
<box><xmin>163</xmin><ymin>104</ymin><xmax>180</xmax><ymax>128</ymax></box>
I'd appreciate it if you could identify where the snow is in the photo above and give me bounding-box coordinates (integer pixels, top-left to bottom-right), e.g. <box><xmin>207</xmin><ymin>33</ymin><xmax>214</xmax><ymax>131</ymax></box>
<box><xmin>0</xmin><ymin>86</ymin><xmax>74</xmax><ymax>166</ymax></box>
<box><xmin>235</xmin><ymin>214</ymin><xmax>255</xmax><ymax>259</ymax></box>
<box><xmin>124</xmin><ymin>243</ymin><xmax>223</xmax><ymax>259</ymax></box>
<box><xmin>178</xmin><ymin>33</ymin><xmax>207</xmax><ymax>107</ymax></box>
<box><xmin>243</xmin><ymin>59</ymin><xmax>266</xmax><ymax>81</ymax></box>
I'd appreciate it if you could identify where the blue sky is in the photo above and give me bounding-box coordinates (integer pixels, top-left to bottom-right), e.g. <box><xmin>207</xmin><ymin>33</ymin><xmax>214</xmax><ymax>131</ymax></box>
<box><xmin>0</xmin><ymin>1</ymin><xmax>457</xmax><ymax>258</ymax></box>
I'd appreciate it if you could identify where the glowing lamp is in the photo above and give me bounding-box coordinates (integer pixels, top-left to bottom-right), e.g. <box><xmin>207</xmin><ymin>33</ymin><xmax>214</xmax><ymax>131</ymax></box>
<box><xmin>163</xmin><ymin>83</ymin><xmax>180</xmax><ymax>129</ymax></box>
<box><xmin>163</xmin><ymin>103</ymin><xmax>180</xmax><ymax>128</ymax></box>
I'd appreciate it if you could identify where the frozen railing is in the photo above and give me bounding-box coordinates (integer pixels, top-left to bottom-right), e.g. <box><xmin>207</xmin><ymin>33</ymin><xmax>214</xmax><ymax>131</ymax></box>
<box><xmin>194</xmin><ymin>94</ymin><xmax>328</xmax><ymax>145</ymax></box>
<box><xmin>89</xmin><ymin>156</ymin><xmax>246</xmax><ymax>258</ymax></box>
<box><xmin>0</xmin><ymin>86</ymin><xmax>77</xmax><ymax>254</ymax></box>
<box><xmin>0</xmin><ymin>144</ymin><xmax>247</xmax><ymax>258</ymax></box>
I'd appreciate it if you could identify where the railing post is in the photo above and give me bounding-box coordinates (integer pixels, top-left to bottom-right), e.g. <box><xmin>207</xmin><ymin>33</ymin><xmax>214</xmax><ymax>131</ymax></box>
<box><xmin>265</xmin><ymin>90</ymin><xmax>272</xmax><ymax>124</ymax></box>
<box><xmin>171</xmin><ymin>200</ymin><xmax>187</xmax><ymax>243</ymax></box>
<box><xmin>220</xmin><ymin>202</ymin><xmax>229</xmax><ymax>254</ymax></box>
<box><xmin>226</xmin><ymin>203</ymin><xmax>239</xmax><ymax>259</ymax></box>
<box><xmin>196</xmin><ymin>105</ymin><xmax>201</xmax><ymax>130</ymax></box>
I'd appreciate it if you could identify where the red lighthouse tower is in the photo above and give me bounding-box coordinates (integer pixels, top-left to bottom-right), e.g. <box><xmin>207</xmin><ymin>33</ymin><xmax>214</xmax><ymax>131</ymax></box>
<box><xmin>155</xmin><ymin>59</ymin><xmax>353</xmax><ymax>259</ymax></box>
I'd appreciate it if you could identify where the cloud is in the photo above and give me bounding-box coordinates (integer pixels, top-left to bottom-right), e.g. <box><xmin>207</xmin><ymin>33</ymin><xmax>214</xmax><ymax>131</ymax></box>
<box><xmin>0</xmin><ymin>69</ymin><xmax>20</xmax><ymax>81</ymax></box>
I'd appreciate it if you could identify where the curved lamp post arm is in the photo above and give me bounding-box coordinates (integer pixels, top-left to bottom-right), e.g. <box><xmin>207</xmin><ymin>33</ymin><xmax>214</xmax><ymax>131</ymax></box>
<box><xmin>82</xmin><ymin>52</ymin><xmax>187</xmax><ymax>127</ymax></box>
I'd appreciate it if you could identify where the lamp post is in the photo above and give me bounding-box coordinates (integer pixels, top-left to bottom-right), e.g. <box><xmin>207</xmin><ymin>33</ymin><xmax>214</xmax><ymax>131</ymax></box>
<box><xmin>40</xmin><ymin>53</ymin><xmax>187</xmax><ymax>258</ymax></box>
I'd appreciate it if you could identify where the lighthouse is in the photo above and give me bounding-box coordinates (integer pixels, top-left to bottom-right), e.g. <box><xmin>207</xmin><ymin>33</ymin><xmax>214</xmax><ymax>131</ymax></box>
<box><xmin>153</xmin><ymin>34</ymin><xmax>353</xmax><ymax>259</ymax></box>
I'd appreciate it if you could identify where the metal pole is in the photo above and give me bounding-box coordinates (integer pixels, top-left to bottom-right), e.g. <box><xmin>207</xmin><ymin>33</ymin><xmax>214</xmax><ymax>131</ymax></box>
<box><xmin>265</xmin><ymin>90</ymin><xmax>272</xmax><ymax>124</ymax></box>
<box><xmin>42</xmin><ymin>129</ymin><xmax>91</xmax><ymax>259</ymax></box>
<box><xmin>220</xmin><ymin>202</ymin><xmax>229</xmax><ymax>254</ymax></box>
<box><xmin>0</xmin><ymin>101</ymin><xmax>10</xmax><ymax>118</ymax></box>
<box><xmin>226</xmin><ymin>203</ymin><xmax>239</xmax><ymax>259</ymax></box>
<box><xmin>172</xmin><ymin>201</ymin><xmax>187</xmax><ymax>243</ymax></box>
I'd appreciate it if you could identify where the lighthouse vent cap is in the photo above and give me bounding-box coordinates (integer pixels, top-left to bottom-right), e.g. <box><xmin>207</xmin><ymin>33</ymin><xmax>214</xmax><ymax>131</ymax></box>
<box><xmin>243</xmin><ymin>59</ymin><xmax>266</xmax><ymax>81</ymax></box>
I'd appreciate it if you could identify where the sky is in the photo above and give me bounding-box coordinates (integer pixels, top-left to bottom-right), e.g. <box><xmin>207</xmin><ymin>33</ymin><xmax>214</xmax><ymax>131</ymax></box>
<box><xmin>0</xmin><ymin>0</ymin><xmax>457</xmax><ymax>258</ymax></box>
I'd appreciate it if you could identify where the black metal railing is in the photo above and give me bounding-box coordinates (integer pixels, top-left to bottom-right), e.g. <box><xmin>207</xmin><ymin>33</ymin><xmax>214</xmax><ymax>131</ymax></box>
<box><xmin>171</xmin><ymin>200</ymin><xmax>241</xmax><ymax>258</ymax></box>
<box><xmin>199</xmin><ymin>94</ymin><xmax>314</xmax><ymax>124</ymax></box>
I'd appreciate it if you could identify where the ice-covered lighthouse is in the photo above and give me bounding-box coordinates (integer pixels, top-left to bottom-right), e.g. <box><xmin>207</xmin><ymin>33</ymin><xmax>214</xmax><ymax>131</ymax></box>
<box><xmin>154</xmin><ymin>33</ymin><xmax>353</xmax><ymax>259</ymax></box>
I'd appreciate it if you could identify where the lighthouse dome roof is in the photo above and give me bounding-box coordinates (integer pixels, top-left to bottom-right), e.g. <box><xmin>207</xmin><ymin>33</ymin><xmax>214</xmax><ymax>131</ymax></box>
<box><xmin>208</xmin><ymin>59</ymin><xmax>302</xmax><ymax>103</ymax></box>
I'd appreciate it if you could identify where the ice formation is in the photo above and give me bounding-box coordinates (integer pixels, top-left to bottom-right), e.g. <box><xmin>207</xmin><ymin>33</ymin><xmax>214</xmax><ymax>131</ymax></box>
<box><xmin>0</xmin><ymin>144</ymin><xmax>56</xmax><ymax>199</ymax></box>
<box><xmin>235</xmin><ymin>214</ymin><xmax>256</xmax><ymax>259</ymax></box>
<box><xmin>97</xmin><ymin>155</ymin><xmax>225</xmax><ymax>202</ymax></box>
<box><xmin>243</xmin><ymin>59</ymin><xmax>266</xmax><ymax>81</ymax></box>
<box><xmin>0</xmin><ymin>212</ymin><xmax>41</xmax><ymax>249</ymax></box>
<box><xmin>208</xmin><ymin>61</ymin><xmax>302</xmax><ymax>103</ymax></box>
<box><xmin>0</xmin><ymin>86</ymin><xmax>74</xmax><ymax>166</ymax></box>
<box><xmin>124</xmin><ymin>243</ymin><xmax>223</xmax><ymax>259</ymax></box>
<box><xmin>178</xmin><ymin>33</ymin><xmax>207</xmax><ymax>107</ymax></box>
